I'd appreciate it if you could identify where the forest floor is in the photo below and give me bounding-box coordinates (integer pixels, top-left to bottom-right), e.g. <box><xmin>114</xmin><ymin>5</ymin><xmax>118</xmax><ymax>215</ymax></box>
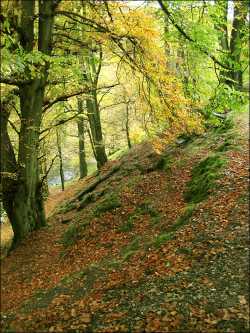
<box><xmin>1</xmin><ymin>112</ymin><xmax>249</xmax><ymax>333</ymax></box>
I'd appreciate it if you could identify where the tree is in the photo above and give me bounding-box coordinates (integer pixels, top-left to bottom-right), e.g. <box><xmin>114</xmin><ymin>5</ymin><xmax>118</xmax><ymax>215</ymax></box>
<box><xmin>56</xmin><ymin>128</ymin><xmax>65</xmax><ymax>191</ymax></box>
<box><xmin>85</xmin><ymin>46</ymin><xmax>108</xmax><ymax>169</ymax></box>
<box><xmin>0</xmin><ymin>0</ymin><xmax>206</xmax><ymax>247</ymax></box>
<box><xmin>77</xmin><ymin>98</ymin><xmax>88</xmax><ymax>178</ymax></box>
<box><xmin>214</xmin><ymin>0</ymin><xmax>248</xmax><ymax>90</ymax></box>
<box><xmin>1</xmin><ymin>0</ymin><xmax>59</xmax><ymax>244</ymax></box>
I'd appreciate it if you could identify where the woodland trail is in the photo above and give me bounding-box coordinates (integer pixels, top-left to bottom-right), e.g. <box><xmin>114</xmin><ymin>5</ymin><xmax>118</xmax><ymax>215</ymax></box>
<box><xmin>1</xmin><ymin>112</ymin><xmax>249</xmax><ymax>332</ymax></box>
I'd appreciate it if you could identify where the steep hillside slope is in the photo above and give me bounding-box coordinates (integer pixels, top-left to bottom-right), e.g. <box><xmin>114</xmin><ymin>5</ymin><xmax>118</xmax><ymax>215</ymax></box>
<box><xmin>1</xmin><ymin>114</ymin><xmax>249</xmax><ymax>333</ymax></box>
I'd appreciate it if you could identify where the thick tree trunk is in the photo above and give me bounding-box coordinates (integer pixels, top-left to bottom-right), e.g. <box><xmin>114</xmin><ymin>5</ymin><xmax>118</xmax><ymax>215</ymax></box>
<box><xmin>77</xmin><ymin>98</ymin><xmax>88</xmax><ymax>178</ymax></box>
<box><xmin>0</xmin><ymin>95</ymin><xmax>18</xmax><ymax>223</ymax></box>
<box><xmin>5</xmin><ymin>0</ymin><xmax>56</xmax><ymax>245</ymax></box>
<box><xmin>12</xmin><ymin>81</ymin><xmax>47</xmax><ymax>243</ymax></box>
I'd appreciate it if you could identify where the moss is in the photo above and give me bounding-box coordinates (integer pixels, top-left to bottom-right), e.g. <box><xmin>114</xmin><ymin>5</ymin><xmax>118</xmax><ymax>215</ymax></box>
<box><xmin>169</xmin><ymin>204</ymin><xmax>196</xmax><ymax>233</ymax></box>
<box><xmin>61</xmin><ymin>220</ymin><xmax>90</xmax><ymax>247</ymax></box>
<box><xmin>157</xmin><ymin>156</ymin><xmax>173</xmax><ymax>173</ymax></box>
<box><xmin>176</xmin><ymin>247</ymin><xmax>193</xmax><ymax>256</ymax></box>
<box><xmin>121</xmin><ymin>237</ymin><xmax>141</xmax><ymax>261</ymax></box>
<box><xmin>118</xmin><ymin>219</ymin><xmax>134</xmax><ymax>232</ymax></box>
<box><xmin>184</xmin><ymin>154</ymin><xmax>226</xmax><ymax>204</ymax></box>
<box><xmin>57</xmin><ymin>201</ymin><xmax>77</xmax><ymax>214</ymax></box>
<box><xmin>20</xmin><ymin>286</ymin><xmax>70</xmax><ymax>313</ymax></box>
<box><xmin>150</xmin><ymin>215</ymin><xmax>162</xmax><ymax>226</ymax></box>
<box><xmin>136</xmin><ymin>201</ymin><xmax>159</xmax><ymax>217</ymax></box>
<box><xmin>153</xmin><ymin>232</ymin><xmax>175</xmax><ymax>248</ymax></box>
<box><xmin>118</xmin><ymin>202</ymin><xmax>160</xmax><ymax>232</ymax></box>
<box><xmin>93</xmin><ymin>193</ymin><xmax>121</xmax><ymax>217</ymax></box>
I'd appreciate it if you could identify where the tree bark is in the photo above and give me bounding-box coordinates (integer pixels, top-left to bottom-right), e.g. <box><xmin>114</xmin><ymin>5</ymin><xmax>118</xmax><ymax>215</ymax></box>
<box><xmin>56</xmin><ymin>130</ymin><xmax>65</xmax><ymax>191</ymax></box>
<box><xmin>5</xmin><ymin>0</ymin><xmax>57</xmax><ymax>244</ymax></box>
<box><xmin>229</xmin><ymin>0</ymin><xmax>247</xmax><ymax>90</ymax></box>
<box><xmin>215</xmin><ymin>0</ymin><xmax>247</xmax><ymax>90</ymax></box>
<box><xmin>40</xmin><ymin>155</ymin><xmax>49</xmax><ymax>199</ymax></box>
<box><xmin>0</xmin><ymin>94</ymin><xmax>18</xmax><ymax>223</ymax></box>
<box><xmin>86</xmin><ymin>89</ymin><xmax>107</xmax><ymax>169</ymax></box>
<box><xmin>78</xmin><ymin>1</ymin><xmax>107</xmax><ymax>170</ymax></box>
<box><xmin>77</xmin><ymin>98</ymin><xmax>88</xmax><ymax>178</ymax></box>
<box><xmin>125</xmin><ymin>103</ymin><xmax>132</xmax><ymax>149</ymax></box>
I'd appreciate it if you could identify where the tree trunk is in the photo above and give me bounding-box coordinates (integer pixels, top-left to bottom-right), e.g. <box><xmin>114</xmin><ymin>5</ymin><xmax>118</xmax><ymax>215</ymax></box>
<box><xmin>79</xmin><ymin>1</ymin><xmax>107</xmax><ymax>170</ymax></box>
<box><xmin>86</xmin><ymin>90</ymin><xmax>107</xmax><ymax>169</ymax></box>
<box><xmin>40</xmin><ymin>156</ymin><xmax>49</xmax><ymax>199</ymax></box>
<box><xmin>229</xmin><ymin>0</ymin><xmax>247</xmax><ymax>91</ymax></box>
<box><xmin>56</xmin><ymin>130</ymin><xmax>65</xmax><ymax>191</ymax></box>
<box><xmin>77</xmin><ymin>98</ymin><xmax>88</xmax><ymax>178</ymax></box>
<box><xmin>215</xmin><ymin>0</ymin><xmax>247</xmax><ymax>90</ymax></box>
<box><xmin>7</xmin><ymin>0</ymin><xmax>56</xmax><ymax>245</ymax></box>
<box><xmin>125</xmin><ymin>103</ymin><xmax>132</xmax><ymax>149</ymax></box>
<box><xmin>0</xmin><ymin>94</ymin><xmax>18</xmax><ymax>223</ymax></box>
<box><xmin>12</xmin><ymin>81</ymin><xmax>47</xmax><ymax>243</ymax></box>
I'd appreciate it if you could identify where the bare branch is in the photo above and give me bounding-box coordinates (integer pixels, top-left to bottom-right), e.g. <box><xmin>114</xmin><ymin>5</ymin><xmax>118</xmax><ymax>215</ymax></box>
<box><xmin>7</xmin><ymin>119</ymin><xmax>19</xmax><ymax>135</ymax></box>
<box><xmin>40</xmin><ymin>154</ymin><xmax>58</xmax><ymax>186</ymax></box>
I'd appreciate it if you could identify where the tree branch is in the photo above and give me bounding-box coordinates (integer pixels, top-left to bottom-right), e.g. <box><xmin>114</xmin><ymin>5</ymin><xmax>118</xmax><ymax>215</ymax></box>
<box><xmin>157</xmin><ymin>0</ymin><xmax>231</xmax><ymax>70</ymax></box>
<box><xmin>7</xmin><ymin>119</ymin><xmax>20</xmax><ymax>135</ymax></box>
<box><xmin>40</xmin><ymin>154</ymin><xmax>58</xmax><ymax>186</ymax></box>
<box><xmin>43</xmin><ymin>84</ymin><xmax>119</xmax><ymax>112</ymax></box>
<box><xmin>43</xmin><ymin>88</ymin><xmax>88</xmax><ymax>112</ymax></box>
<box><xmin>0</xmin><ymin>76</ymin><xmax>30</xmax><ymax>86</ymax></box>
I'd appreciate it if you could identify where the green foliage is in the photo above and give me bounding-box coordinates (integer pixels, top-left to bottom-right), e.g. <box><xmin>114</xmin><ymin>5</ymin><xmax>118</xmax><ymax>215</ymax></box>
<box><xmin>213</xmin><ymin>117</ymin><xmax>234</xmax><ymax>134</ymax></box>
<box><xmin>184</xmin><ymin>154</ymin><xmax>226</xmax><ymax>203</ymax></box>
<box><xmin>93</xmin><ymin>193</ymin><xmax>121</xmax><ymax>217</ymax></box>
<box><xmin>203</xmin><ymin>85</ymin><xmax>248</xmax><ymax>129</ymax></box>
